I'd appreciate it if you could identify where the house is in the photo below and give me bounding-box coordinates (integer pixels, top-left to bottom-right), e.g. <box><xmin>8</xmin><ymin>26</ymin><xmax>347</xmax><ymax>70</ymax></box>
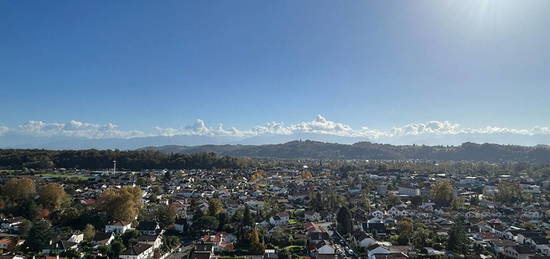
<box><xmin>353</xmin><ymin>231</ymin><xmax>377</xmax><ymax>248</ymax></box>
<box><xmin>0</xmin><ymin>255</ymin><xmax>25</xmax><ymax>259</ymax></box>
<box><xmin>491</xmin><ymin>240</ymin><xmax>517</xmax><ymax>255</ymax></box>
<box><xmin>304</xmin><ymin>211</ymin><xmax>321</xmax><ymax>222</ymax></box>
<box><xmin>365</xmin><ymin>222</ymin><xmax>386</xmax><ymax>237</ymax></box>
<box><xmin>269</xmin><ymin>212</ymin><xmax>289</xmax><ymax>226</ymax></box>
<box><xmin>313</xmin><ymin>240</ymin><xmax>335</xmax><ymax>259</ymax></box>
<box><xmin>387</xmin><ymin>207</ymin><xmax>411</xmax><ymax>217</ymax></box>
<box><xmin>245</xmin><ymin>200</ymin><xmax>265</xmax><ymax>209</ymax></box>
<box><xmin>398</xmin><ymin>186</ymin><xmax>420</xmax><ymax>197</ymax></box>
<box><xmin>368</xmin><ymin>246</ymin><xmax>408</xmax><ymax>259</ymax></box>
<box><xmin>0</xmin><ymin>237</ymin><xmax>23</xmax><ymax>251</ymax></box>
<box><xmin>92</xmin><ymin>232</ymin><xmax>114</xmax><ymax>246</ymax></box>
<box><xmin>305</xmin><ymin>223</ymin><xmax>329</xmax><ymax>246</ymax></box>
<box><xmin>264</xmin><ymin>249</ymin><xmax>279</xmax><ymax>259</ymax></box>
<box><xmin>371</xmin><ymin>210</ymin><xmax>384</xmax><ymax>219</ymax></box>
<box><xmin>504</xmin><ymin>245</ymin><xmax>536</xmax><ymax>259</ymax></box>
<box><xmin>518</xmin><ymin>232</ymin><xmax>545</xmax><ymax>245</ymax></box>
<box><xmin>119</xmin><ymin>243</ymin><xmax>154</xmax><ymax>259</ymax></box>
<box><xmin>191</xmin><ymin>244</ymin><xmax>214</xmax><ymax>259</ymax></box>
<box><xmin>200</xmin><ymin>232</ymin><xmax>236</xmax><ymax>251</ymax></box>
<box><xmin>105</xmin><ymin>221</ymin><xmax>132</xmax><ymax>234</ymax></box>
<box><xmin>136</xmin><ymin>221</ymin><xmax>160</xmax><ymax>235</ymax></box>
<box><xmin>138</xmin><ymin>235</ymin><xmax>162</xmax><ymax>249</ymax></box>
<box><xmin>0</xmin><ymin>218</ymin><xmax>24</xmax><ymax>233</ymax></box>
<box><xmin>66</xmin><ymin>233</ymin><xmax>84</xmax><ymax>243</ymax></box>
<box><xmin>174</xmin><ymin>218</ymin><xmax>187</xmax><ymax>233</ymax></box>
<box><xmin>41</xmin><ymin>240</ymin><xmax>78</xmax><ymax>255</ymax></box>
<box><xmin>531</xmin><ymin>237</ymin><xmax>550</xmax><ymax>255</ymax></box>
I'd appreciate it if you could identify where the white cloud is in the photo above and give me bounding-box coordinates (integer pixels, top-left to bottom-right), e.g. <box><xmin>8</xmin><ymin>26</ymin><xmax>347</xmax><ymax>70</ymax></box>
<box><xmin>2</xmin><ymin>116</ymin><xmax>550</xmax><ymax>141</ymax></box>
<box><xmin>13</xmin><ymin>120</ymin><xmax>146</xmax><ymax>139</ymax></box>
<box><xmin>288</xmin><ymin>115</ymin><xmax>356</xmax><ymax>136</ymax></box>
<box><xmin>390</xmin><ymin>121</ymin><xmax>462</xmax><ymax>136</ymax></box>
<box><xmin>0</xmin><ymin>125</ymin><xmax>9</xmax><ymax>136</ymax></box>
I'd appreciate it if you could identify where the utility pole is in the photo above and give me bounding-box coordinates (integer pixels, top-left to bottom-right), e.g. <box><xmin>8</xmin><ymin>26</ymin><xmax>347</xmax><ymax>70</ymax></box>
<box><xmin>113</xmin><ymin>160</ymin><xmax>116</xmax><ymax>174</ymax></box>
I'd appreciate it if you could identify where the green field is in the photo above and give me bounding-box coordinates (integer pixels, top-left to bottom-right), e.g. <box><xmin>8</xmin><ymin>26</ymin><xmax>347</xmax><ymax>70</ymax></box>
<box><xmin>37</xmin><ymin>173</ymin><xmax>90</xmax><ymax>180</ymax></box>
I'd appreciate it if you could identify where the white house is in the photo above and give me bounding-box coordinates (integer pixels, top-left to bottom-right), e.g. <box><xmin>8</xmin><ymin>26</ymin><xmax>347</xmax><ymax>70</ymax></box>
<box><xmin>304</xmin><ymin>211</ymin><xmax>321</xmax><ymax>222</ymax></box>
<box><xmin>119</xmin><ymin>243</ymin><xmax>154</xmax><ymax>259</ymax></box>
<box><xmin>353</xmin><ymin>231</ymin><xmax>377</xmax><ymax>248</ymax></box>
<box><xmin>314</xmin><ymin>240</ymin><xmax>335</xmax><ymax>258</ymax></box>
<box><xmin>138</xmin><ymin>235</ymin><xmax>162</xmax><ymax>249</ymax></box>
<box><xmin>398</xmin><ymin>186</ymin><xmax>420</xmax><ymax>197</ymax></box>
<box><xmin>504</xmin><ymin>245</ymin><xmax>536</xmax><ymax>259</ymax></box>
<box><xmin>105</xmin><ymin>221</ymin><xmax>132</xmax><ymax>234</ymax></box>
<box><xmin>269</xmin><ymin>212</ymin><xmax>289</xmax><ymax>226</ymax></box>
<box><xmin>368</xmin><ymin>246</ymin><xmax>408</xmax><ymax>259</ymax></box>
<box><xmin>371</xmin><ymin>210</ymin><xmax>384</xmax><ymax>219</ymax></box>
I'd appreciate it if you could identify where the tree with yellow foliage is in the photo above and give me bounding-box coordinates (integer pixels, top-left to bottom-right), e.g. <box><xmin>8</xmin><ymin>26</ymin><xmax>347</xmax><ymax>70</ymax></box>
<box><xmin>431</xmin><ymin>179</ymin><xmax>454</xmax><ymax>206</ymax></box>
<box><xmin>2</xmin><ymin>177</ymin><xmax>36</xmax><ymax>204</ymax></box>
<box><xmin>250</xmin><ymin>170</ymin><xmax>266</xmax><ymax>181</ymax></box>
<box><xmin>301</xmin><ymin>170</ymin><xmax>313</xmax><ymax>179</ymax></box>
<box><xmin>39</xmin><ymin>183</ymin><xmax>69</xmax><ymax>211</ymax></box>
<box><xmin>96</xmin><ymin>186</ymin><xmax>143</xmax><ymax>222</ymax></box>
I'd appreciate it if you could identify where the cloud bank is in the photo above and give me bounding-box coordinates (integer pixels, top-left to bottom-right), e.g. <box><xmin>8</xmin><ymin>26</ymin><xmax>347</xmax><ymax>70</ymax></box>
<box><xmin>1</xmin><ymin>116</ymin><xmax>550</xmax><ymax>143</ymax></box>
<box><xmin>5</xmin><ymin>120</ymin><xmax>147</xmax><ymax>139</ymax></box>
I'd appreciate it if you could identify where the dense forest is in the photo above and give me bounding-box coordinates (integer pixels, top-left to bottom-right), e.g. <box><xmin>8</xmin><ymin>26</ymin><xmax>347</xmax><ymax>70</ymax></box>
<box><xmin>0</xmin><ymin>149</ymin><xmax>251</xmax><ymax>170</ymax></box>
<box><xmin>143</xmin><ymin>141</ymin><xmax>550</xmax><ymax>163</ymax></box>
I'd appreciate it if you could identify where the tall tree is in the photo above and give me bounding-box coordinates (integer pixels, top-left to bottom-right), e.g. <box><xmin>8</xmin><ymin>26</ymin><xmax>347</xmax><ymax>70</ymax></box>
<box><xmin>26</xmin><ymin>220</ymin><xmax>54</xmax><ymax>251</ymax></box>
<box><xmin>218</xmin><ymin>213</ymin><xmax>227</xmax><ymax>232</ymax></box>
<box><xmin>2</xmin><ymin>177</ymin><xmax>36</xmax><ymax>204</ymax></box>
<box><xmin>248</xmin><ymin>229</ymin><xmax>265</xmax><ymax>255</ymax></box>
<box><xmin>336</xmin><ymin>207</ymin><xmax>353</xmax><ymax>235</ymax></box>
<box><xmin>495</xmin><ymin>181</ymin><xmax>523</xmax><ymax>204</ymax></box>
<box><xmin>110</xmin><ymin>240</ymin><xmax>125</xmax><ymax>258</ymax></box>
<box><xmin>96</xmin><ymin>186</ymin><xmax>143</xmax><ymax>222</ymax></box>
<box><xmin>447</xmin><ymin>219</ymin><xmax>468</xmax><ymax>254</ymax></box>
<box><xmin>191</xmin><ymin>216</ymin><xmax>219</xmax><ymax>231</ymax></box>
<box><xmin>39</xmin><ymin>183</ymin><xmax>69</xmax><ymax>211</ymax></box>
<box><xmin>397</xmin><ymin>218</ymin><xmax>414</xmax><ymax>244</ymax></box>
<box><xmin>432</xmin><ymin>179</ymin><xmax>454</xmax><ymax>206</ymax></box>
<box><xmin>242</xmin><ymin>206</ymin><xmax>253</xmax><ymax>227</ymax></box>
<box><xmin>208</xmin><ymin>198</ymin><xmax>224</xmax><ymax>216</ymax></box>
<box><xmin>158</xmin><ymin>205</ymin><xmax>177</xmax><ymax>225</ymax></box>
<box><xmin>83</xmin><ymin>224</ymin><xmax>96</xmax><ymax>242</ymax></box>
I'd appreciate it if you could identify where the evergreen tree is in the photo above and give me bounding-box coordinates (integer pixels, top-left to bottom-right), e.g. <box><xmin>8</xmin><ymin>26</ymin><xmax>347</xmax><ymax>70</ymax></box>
<box><xmin>242</xmin><ymin>206</ymin><xmax>253</xmax><ymax>227</ymax></box>
<box><xmin>248</xmin><ymin>229</ymin><xmax>265</xmax><ymax>255</ymax></box>
<box><xmin>448</xmin><ymin>219</ymin><xmax>468</xmax><ymax>255</ymax></box>
<box><xmin>218</xmin><ymin>213</ymin><xmax>227</xmax><ymax>232</ymax></box>
<box><xmin>26</xmin><ymin>220</ymin><xmax>54</xmax><ymax>251</ymax></box>
<box><xmin>336</xmin><ymin>207</ymin><xmax>353</xmax><ymax>234</ymax></box>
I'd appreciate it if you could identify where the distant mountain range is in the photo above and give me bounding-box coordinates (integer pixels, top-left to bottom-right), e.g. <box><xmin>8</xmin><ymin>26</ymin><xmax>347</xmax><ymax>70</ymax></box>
<box><xmin>2</xmin><ymin>131</ymin><xmax>550</xmax><ymax>150</ymax></box>
<box><xmin>0</xmin><ymin>132</ymin><xmax>367</xmax><ymax>150</ymax></box>
<box><xmin>141</xmin><ymin>140</ymin><xmax>550</xmax><ymax>163</ymax></box>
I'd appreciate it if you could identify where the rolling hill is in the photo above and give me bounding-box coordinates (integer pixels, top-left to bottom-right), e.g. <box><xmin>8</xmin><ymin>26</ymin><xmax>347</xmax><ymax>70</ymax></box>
<box><xmin>141</xmin><ymin>140</ymin><xmax>550</xmax><ymax>163</ymax></box>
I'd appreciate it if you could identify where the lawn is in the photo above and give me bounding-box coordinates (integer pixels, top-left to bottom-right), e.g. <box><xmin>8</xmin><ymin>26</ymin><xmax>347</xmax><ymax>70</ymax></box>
<box><xmin>0</xmin><ymin>170</ymin><xmax>18</xmax><ymax>173</ymax></box>
<box><xmin>37</xmin><ymin>173</ymin><xmax>90</xmax><ymax>180</ymax></box>
<box><xmin>281</xmin><ymin>245</ymin><xmax>302</xmax><ymax>251</ymax></box>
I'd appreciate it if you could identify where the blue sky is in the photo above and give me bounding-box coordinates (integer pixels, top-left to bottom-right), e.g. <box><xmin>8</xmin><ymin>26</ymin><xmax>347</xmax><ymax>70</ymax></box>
<box><xmin>1</xmin><ymin>0</ymin><xmax>550</xmax><ymax>143</ymax></box>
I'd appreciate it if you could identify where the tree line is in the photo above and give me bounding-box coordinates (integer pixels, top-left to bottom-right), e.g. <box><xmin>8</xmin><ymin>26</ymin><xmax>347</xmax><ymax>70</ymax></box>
<box><xmin>0</xmin><ymin>149</ymin><xmax>252</xmax><ymax>170</ymax></box>
<box><xmin>147</xmin><ymin>140</ymin><xmax>550</xmax><ymax>163</ymax></box>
